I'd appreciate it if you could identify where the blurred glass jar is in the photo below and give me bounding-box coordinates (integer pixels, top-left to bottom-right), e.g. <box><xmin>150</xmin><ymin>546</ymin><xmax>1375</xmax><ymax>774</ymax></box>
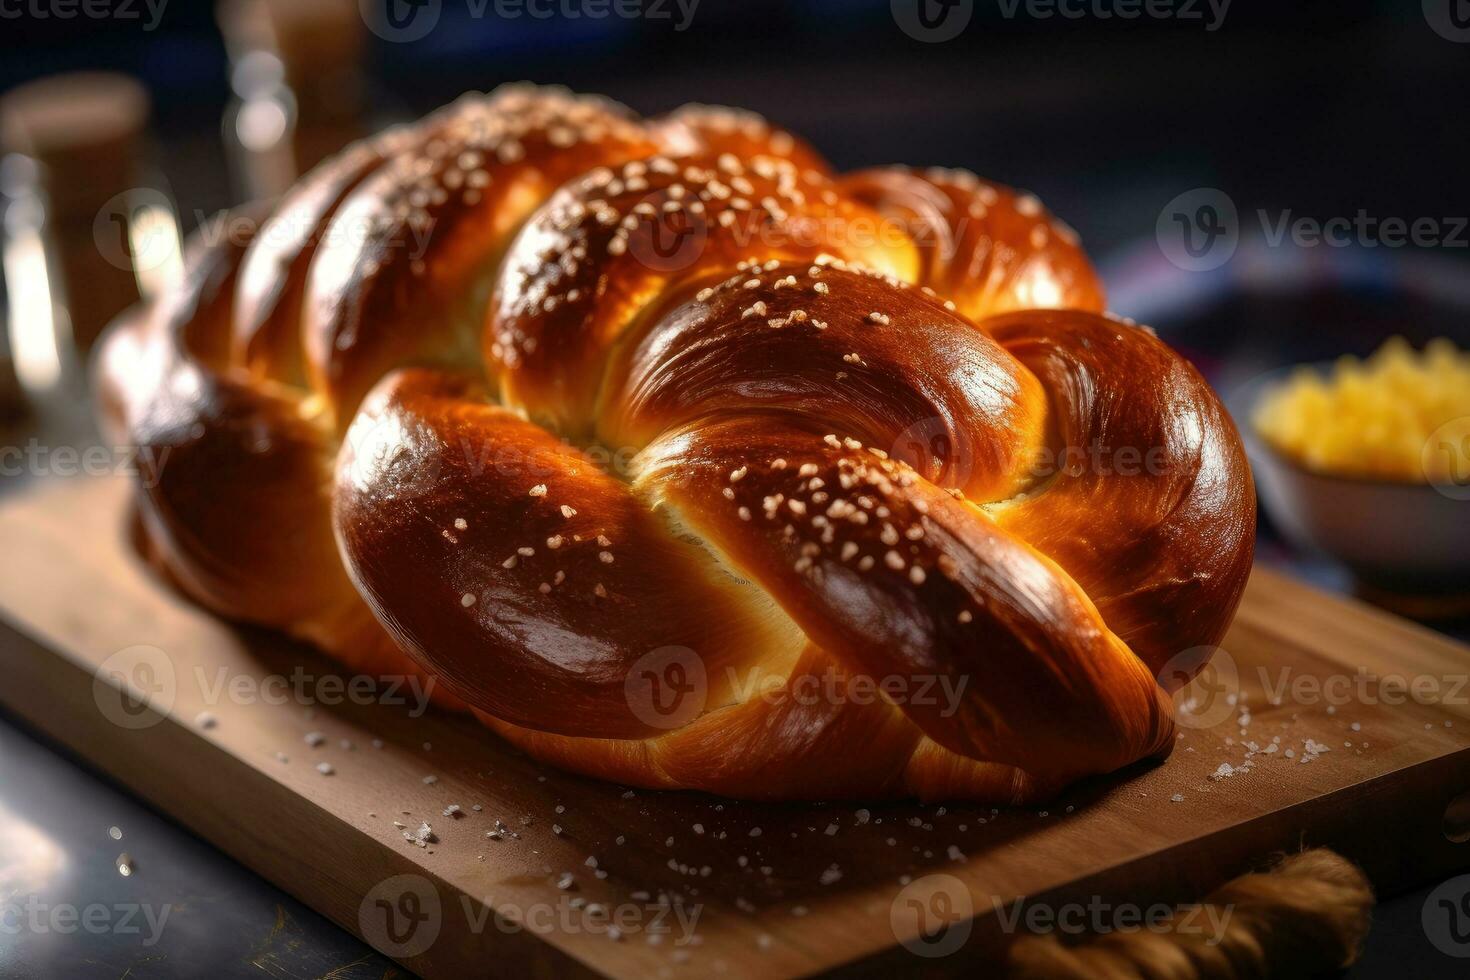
<box><xmin>221</xmin><ymin>47</ymin><xmax>299</xmax><ymax>202</ymax></box>
<box><xmin>0</xmin><ymin>73</ymin><xmax>182</xmax><ymax>409</ymax></box>
<box><xmin>218</xmin><ymin>0</ymin><xmax>367</xmax><ymax>201</ymax></box>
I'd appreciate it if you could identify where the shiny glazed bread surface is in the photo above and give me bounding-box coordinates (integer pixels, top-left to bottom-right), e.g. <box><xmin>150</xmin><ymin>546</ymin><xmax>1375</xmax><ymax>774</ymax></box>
<box><xmin>96</xmin><ymin>84</ymin><xmax>1255</xmax><ymax>802</ymax></box>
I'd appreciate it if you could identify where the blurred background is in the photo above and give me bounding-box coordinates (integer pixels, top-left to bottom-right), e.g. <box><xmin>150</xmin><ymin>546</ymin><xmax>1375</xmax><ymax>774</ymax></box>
<box><xmin>1</xmin><ymin>0</ymin><xmax>1469</xmax><ymax>976</ymax></box>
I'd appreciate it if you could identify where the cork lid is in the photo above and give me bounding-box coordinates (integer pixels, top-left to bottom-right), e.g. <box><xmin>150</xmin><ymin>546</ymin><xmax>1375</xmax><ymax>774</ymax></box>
<box><xmin>220</xmin><ymin>0</ymin><xmax>364</xmax><ymax>90</ymax></box>
<box><xmin>1</xmin><ymin>72</ymin><xmax>150</xmax><ymax>218</ymax></box>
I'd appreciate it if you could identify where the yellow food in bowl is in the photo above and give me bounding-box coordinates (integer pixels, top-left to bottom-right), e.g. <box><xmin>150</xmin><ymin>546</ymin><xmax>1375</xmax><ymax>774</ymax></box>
<box><xmin>1253</xmin><ymin>337</ymin><xmax>1470</xmax><ymax>481</ymax></box>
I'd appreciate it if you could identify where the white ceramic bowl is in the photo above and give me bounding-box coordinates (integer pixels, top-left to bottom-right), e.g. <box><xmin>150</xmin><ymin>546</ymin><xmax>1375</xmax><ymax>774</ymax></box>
<box><xmin>1232</xmin><ymin>366</ymin><xmax>1470</xmax><ymax>592</ymax></box>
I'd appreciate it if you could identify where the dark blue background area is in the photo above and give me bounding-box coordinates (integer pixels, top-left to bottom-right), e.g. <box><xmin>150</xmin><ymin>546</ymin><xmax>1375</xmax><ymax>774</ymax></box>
<box><xmin>1</xmin><ymin>0</ymin><xmax>1465</xmax><ymax>264</ymax></box>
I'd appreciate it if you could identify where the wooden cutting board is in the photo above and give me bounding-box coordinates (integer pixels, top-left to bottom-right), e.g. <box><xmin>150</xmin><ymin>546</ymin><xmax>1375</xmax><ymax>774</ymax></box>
<box><xmin>3</xmin><ymin>473</ymin><xmax>1470</xmax><ymax>978</ymax></box>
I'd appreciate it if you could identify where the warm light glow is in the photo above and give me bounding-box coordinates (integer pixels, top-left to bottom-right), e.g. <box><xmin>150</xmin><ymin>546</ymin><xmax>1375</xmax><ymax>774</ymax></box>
<box><xmin>2</xmin><ymin>219</ymin><xmax>62</xmax><ymax>392</ymax></box>
<box><xmin>0</xmin><ymin>799</ymin><xmax>68</xmax><ymax>895</ymax></box>
<box><xmin>128</xmin><ymin>200</ymin><xmax>184</xmax><ymax>301</ymax></box>
<box><xmin>236</xmin><ymin>98</ymin><xmax>289</xmax><ymax>154</ymax></box>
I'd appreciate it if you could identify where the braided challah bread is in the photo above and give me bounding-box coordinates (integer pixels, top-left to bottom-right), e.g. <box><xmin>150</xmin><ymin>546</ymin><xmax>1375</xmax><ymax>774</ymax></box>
<box><xmin>96</xmin><ymin>84</ymin><xmax>1255</xmax><ymax>803</ymax></box>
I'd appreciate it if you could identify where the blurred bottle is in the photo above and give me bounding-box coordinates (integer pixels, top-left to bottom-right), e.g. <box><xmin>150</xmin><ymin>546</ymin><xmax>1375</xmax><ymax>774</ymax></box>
<box><xmin>218</xmin><ymin>0</ymin><xmax>366</xmax><ymax>201</ymax></box>
<box><xmin>0</xmin><ymin>238</ymin><xmax>23</xmax><ymax>423</ymax></box>
<box><xmin>0</xmin><ymin>73</ymin><xmax>182</xmax><ymax>412</ymax></box>
<box><xmin>0</xmin><ymin>153</ymin><xmax>60</xmax><ymax>419</ymax></box>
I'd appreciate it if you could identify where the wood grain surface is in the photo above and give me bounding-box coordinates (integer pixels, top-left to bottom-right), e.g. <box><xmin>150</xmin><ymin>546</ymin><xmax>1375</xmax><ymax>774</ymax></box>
<box><xmin>2</xmin><ymin>473</ymin><xmax>1469</xmax><ymax>977</ymax></box>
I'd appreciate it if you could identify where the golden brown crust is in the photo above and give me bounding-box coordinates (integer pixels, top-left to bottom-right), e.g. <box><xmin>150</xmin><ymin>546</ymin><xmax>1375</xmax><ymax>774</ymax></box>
<box><xmin>839</xmin><ymin>166</ymin><xmax>1107</xmax><ymax>321</ymax></box>
<box><xmin>487</xmin><ymin>156</ymin><xmax>917</xmax><ymax>436</ymax></box>
<box><xmin>635</xmin><ymin>414</ymin><xmax>1175</xmax><ymax>779</ymax></box>
<box><xmin>232</xmin><ymin>131</ymin><xmax>409</xmax><ymax>387</ymax></box>
<box><xmin>95</xmin><ymin>84</ymin><xmax>1255</xmax><ymax>803</ymax></box>
<box><xmin>335</xmin><ymin>367</ymin><xmax>797</xmax><ymax>739</ymax></box>
<box><xmin>93</xmin><ymin>208</ymin><xmax>437</xmax><ymax>690</ymax></box>
<box><xmin>303</xmin><ymin>87</ymin><xmax>662</xmax><ymax>431</ymax></box>
<box><xmin>599</xmin><ymin>260</ymin><xmax>1046</xmax><ymax>501</ymax></box>
<box><xmin>983</xmin><ymin>309</ymin><xmax>1256</xmax><ymax>682</ymax></box>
